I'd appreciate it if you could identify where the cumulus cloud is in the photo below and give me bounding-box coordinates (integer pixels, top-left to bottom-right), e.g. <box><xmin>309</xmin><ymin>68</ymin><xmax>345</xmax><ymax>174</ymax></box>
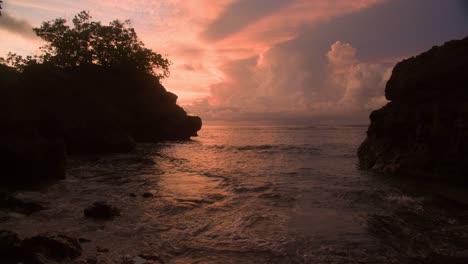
<box><xmin>185</xmin><ymin>40</ymin><xmax>392</xmax><ymax>123</ymax></box>
<box><xmin>3</xmin><ymin>0</ymin><xmax>468</xmax><ymax>124</ymax></box>
<box><xmin>325</xmin><ymin>41</ymin><xmax>390</xmax><ymax>112</ymax></box>
<box><xmin>0</xmin><ymin>12</ymin><xmax>36</xmax><ymax>39</ymax></box>
<box><xmin>184</xmin><ymin>0</ymin><xmax>468</xmax><ymax>123</ymax></box>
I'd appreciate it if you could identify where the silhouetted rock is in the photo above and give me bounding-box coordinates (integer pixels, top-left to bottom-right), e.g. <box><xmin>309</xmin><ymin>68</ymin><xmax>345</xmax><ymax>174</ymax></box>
<box><xmin>65</xmin><ymin>123</ymin><xmax>136</xmax><ymax>155</ymax></box>
<box><xmin>0</xmin><ymin>230</ymin><xmax>22</xmax><ymax>264</ymax></box>
<box><xmin>358</xmin><ymin>36</ymin><xmax>468</xmax><ymax>180</ymax></box>
<box><xmin>21</xmin><ymin>233</ymin><xmax>82</xmax><ymax>263</ymax></box>
<box><xmin>142</xmin><ymin>192</ymin><xmax>154</xmax><ymax>198</ymax></box>
<box><xmin>0</xmin><ymin>62</ymin><xmax>202</xmax><ymax>188</ymax></box>
<box><xmin>0</xmin><ymin>131</ymin><xmax>66</xmax><ymax>188</ymax></box>
<box><xmin>84</xmin><ymin>201</ymin><xmax>121</xmax><ymax>220</ymax></box>
<box><xmin>0</xmin><ymin>193</ymin><xmax>45</xmax><ymax>215</ymax></box>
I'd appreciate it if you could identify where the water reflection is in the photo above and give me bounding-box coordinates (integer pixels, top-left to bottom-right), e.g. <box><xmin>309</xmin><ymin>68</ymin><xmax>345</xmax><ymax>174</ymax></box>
<box><xmin>1</xmin><ymin>126</ymin><xmax>468</xmax><ymax>263</ymax></box>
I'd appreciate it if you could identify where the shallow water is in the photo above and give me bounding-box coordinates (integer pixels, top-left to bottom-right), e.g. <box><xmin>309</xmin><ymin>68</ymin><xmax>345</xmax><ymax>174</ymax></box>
<box><xmin>2</xmin><ymin>125</ymin><xmax>468</xmax><ymax>263</ymax></box>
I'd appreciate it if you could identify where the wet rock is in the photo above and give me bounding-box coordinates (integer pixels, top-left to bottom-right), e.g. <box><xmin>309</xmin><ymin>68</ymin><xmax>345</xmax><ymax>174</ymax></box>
<box><xmin>21</xmin><ymin>232</ymin><xmax>82</xmax><ymax>263</ymax></box>
<box><xmin>0</xmin><ymin>230</ymin><xmax>22</xmax><ymax>263</ymax></box>
<box><xmin>0</xmin><ymin>193</ymin><xmax>45</xmax><ymax>215</ymax></box>
<box><xmin>358</xmin><ymin>36</ymin><xmax>468</xmax><ymax>180</ymax></box>
<box><xmin>84</xmin><ymin>256</ymin><xmax>98</xmax><ymax>264</ymax></box>
<box><xmin>78</xmin><ymin>238</ymin><xmax>92</xmax><ymax>243</ymax></box>
<box><xmin>96</xmin><ymin>246</ymin><xmax>109</xmax><ymax>253</ymax></box>
<box><xmin>139</xmin><ymin>254</ymin><xmax>163</xmax><ymax>263</ymax></box>
<box><xmin>120</xmin><ymin>255</ymin><xmax>135</xmax><ymax>264</ymax></box>
<box><xmin>84</xmin><ymin>201</ymin><xmax>121</xmax><ymax>220</ymax></box>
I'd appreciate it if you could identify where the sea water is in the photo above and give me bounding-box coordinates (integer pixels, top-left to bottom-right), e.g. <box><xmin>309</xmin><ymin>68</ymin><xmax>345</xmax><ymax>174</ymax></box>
<box><xmin>2</xmin><ymin>125</ymin><xmax>468</xmax><ymax>263</ymax></box>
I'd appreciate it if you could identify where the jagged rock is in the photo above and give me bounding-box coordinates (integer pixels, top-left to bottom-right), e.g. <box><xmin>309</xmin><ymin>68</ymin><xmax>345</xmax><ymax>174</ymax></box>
<box><xmin>21</xmin><ymin>232</ymin><xmax>82</xmax><ymax>263</ymax></box>
<box><xmin>1</xmin><ymin>61</ymin><xmax>203</xmax><ymax>189</ymax></box>
<box><xmin>6</xmin><ymin>63</ymin><xmax>203</xmax><ymax>146</ymax></box>
<box><xmin>84</xmin><ymin>201</ymin><xmax>121</xmax><ymax>220</ymax></box>
<box><xmin>358</xmin><ymin>36</ymin><xmax>468</xmax><ymax>180</ymax></box>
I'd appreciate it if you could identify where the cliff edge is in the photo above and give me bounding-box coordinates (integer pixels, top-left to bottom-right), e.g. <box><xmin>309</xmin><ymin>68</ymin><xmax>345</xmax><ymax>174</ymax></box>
<box><xmin>358</xmin><ymin>37</ymin><xmax>468</xmax><ymax>180</ymax></box>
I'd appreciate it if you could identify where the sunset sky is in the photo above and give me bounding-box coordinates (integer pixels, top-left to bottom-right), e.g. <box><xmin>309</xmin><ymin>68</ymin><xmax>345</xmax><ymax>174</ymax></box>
<box><xmin>1</xmin><ymin>0</ymin><xmax>468</xmax><ymax>124</ymax></box>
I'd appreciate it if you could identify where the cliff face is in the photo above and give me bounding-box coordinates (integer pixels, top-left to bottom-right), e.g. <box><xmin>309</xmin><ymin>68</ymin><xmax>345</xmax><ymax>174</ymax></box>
<box><xmin>1</xmin><ymin>64</ymin><xmax>202</xmax><ymax>151</ymax></box>
<box><xmin>0</xmin><ymin>63</ymin><xmax>202</xmax><ymax>188</ymax></box>
<box><xmin>358</xmin><ymin>37</ymin><xmax>468</xmax><ymax>180</ymax></box>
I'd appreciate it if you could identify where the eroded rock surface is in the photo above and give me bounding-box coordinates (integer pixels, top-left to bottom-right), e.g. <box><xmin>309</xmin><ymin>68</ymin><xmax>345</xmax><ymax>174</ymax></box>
<box><xmin>358</xmin><ymin>37</ymin><xmax>468</xmax><ymax>180</ymax></box>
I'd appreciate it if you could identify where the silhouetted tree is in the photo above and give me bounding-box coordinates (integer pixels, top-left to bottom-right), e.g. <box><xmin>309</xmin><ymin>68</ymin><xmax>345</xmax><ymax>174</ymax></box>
<box><xmin>2</xmin><ymin>11</ymin><xmax>170</xmax><ymax>78</ymax></box>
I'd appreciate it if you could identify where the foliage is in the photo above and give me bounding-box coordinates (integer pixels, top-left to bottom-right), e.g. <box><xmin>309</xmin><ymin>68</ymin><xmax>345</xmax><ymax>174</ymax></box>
<box><xmin>0</xmin><ymin>52</ymin><xmax>38</xmax><ymax>70</ymax></box>
<box><xmin>1</xmin><ymin>11</ymin><xmax>171</xmax><ymax>79</ymax></box>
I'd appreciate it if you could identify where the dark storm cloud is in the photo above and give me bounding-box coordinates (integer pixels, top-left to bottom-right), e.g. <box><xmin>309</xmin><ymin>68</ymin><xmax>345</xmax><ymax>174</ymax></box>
<box><xmin>0</xmin><ymin>12</ymin><xmax>36</xmax><ymax>39</ymax></box>
<box><xmin>202</xmin><ymin>0</ymin><xmax>294</xmax><ymax>41</ymax></box>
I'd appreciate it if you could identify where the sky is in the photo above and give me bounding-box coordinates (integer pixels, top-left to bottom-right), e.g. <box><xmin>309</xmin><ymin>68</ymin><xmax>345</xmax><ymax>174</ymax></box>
<box><xmin>1</xmin><ymin>0</ymin><xmax>468</xmax><ymax>124</ymax></box>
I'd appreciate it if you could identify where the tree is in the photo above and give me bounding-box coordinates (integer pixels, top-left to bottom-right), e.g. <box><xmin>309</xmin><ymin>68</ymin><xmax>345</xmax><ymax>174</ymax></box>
<box><xmin>13</xmin><ymin>11</ymin><xmax>170</xmax><ymax>79</ymax></box>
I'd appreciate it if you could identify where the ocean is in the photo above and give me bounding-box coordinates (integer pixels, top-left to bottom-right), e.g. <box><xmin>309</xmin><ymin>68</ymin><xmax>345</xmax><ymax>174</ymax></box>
<box><xmin>2</xmin><ymin>125</ymin><xmax>468</xmax><ymax>263</ymax></box>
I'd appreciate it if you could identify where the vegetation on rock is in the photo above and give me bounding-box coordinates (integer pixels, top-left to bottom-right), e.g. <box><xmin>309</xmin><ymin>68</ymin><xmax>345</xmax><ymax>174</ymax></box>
<box><xmin>1</xmin><ymin>11</ymin><xmax>170</xmax><ymax>79</ymax></box>
<box><xmin>0</xmin><ymin>11</ymin><xmax>202</xmax><ymax>188</ymax></box>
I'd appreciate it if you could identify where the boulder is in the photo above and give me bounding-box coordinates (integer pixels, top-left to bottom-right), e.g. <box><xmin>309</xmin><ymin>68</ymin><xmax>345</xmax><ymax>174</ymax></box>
<box><xmin>358</xmin><ymin>36</ymin><xmax>468</xmax><ymax>180</ymax></box>
<box><xmin>21</xmin><ymin>233</ymin><xmax>82</xmax><ymax>263</ymax></box>
<box><xmin>0</xmin><ymin>193</ymin><xmax>44</xmax><ymax>215</ymax></box>
<box><xmin>84</xmin><ymin>201</ymin><xmax>121</xmax><ymax>220</ymax></box>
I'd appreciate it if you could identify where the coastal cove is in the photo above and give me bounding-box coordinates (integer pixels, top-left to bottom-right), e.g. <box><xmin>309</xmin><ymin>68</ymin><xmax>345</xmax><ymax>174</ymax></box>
<box><xmin>1</xmin><ymin>2</ymin><xmax>468</xmax><ymax>263</ymax></box>
<box><xmin>2</xmin><ymin>125</ymin><xmax>468</xmax><ymax>263</ymax></box>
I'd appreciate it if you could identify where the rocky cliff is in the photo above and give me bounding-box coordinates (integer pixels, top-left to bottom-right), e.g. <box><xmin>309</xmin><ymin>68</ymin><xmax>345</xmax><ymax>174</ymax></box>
<box><xmin>358</xmin><ymin>37</ymin><xmax>468</xmax><ymax>180</ymax></box>
<box><xmin>0</xmin><ymin>63</ymin><xmax>202</xmax><ymax>188</ymax></box>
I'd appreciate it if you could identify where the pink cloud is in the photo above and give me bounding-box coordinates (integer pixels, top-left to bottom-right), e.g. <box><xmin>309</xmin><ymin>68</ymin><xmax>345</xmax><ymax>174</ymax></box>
<box><xmin>2</xmin><ymin>0</ymin><xmax>389</xmax><ymax>123</ymax></box>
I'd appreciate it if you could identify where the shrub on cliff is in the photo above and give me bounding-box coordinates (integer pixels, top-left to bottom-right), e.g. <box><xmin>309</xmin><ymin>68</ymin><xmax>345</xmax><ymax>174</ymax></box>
<box><xmin>0</xmin><ymin>11</ymin><xmax>201</xmax><ymax>151</ymax></box>
<box><xmin>1</xmin><ymin>11</ymin><xmax>170</xmax><ymax>79</ymax></box>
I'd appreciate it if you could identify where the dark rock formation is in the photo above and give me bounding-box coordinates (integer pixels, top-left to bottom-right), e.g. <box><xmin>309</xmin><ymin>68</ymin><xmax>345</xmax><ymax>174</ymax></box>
<box><xmin>84</xmin><ymin>201</ymin><xmax>121</xmax><ymax>220</ymax></box>
<box><xmin>0</xmin><ymin>63</ymin><xmax>202</xmax><ymax>188</ymax></box>
<box><xmin>0</xmin><ymin>132</ymin><xmax>66</xmax><ymax>189</ymax></box>
<box><xmin>358</xmin><ymin>37</ymin><xmax>468</xmax><ymax>179</ymax></box>
<box><xmin>21</xmin><ymin>233</ymin><xmax>82</xmax><ymax>263</ymax></box>
<box><xmin>142</xmin><ymin>192</ymin><xmax>154</xmax><ymax>198</ymax></box>
<box><xmin>1</xmin><ymin>231</ymin><xmax>82</xmax><ymax>264</ymax></box>
<box><xmin>0</xmin><ymin>230</ymin><xmax>22</xmax><ymax>264</ymax></box>
<box><xmin>0</xmin><ymin>193</ymin><xmax>45</xmax><ymax>215</ymax></box>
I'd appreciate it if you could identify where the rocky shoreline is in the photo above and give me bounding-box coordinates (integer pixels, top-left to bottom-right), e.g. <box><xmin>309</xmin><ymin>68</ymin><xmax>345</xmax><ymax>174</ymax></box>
<box><xmin>0</xmin><ymin>64</ymin><xmax>202</xmax><ymax>189</ymax></box>
<box><xmin>358</xmin><ymin>36</ymin><xmax>468</xmax><ymax>181</ymax></box>
<box><xmin>0</xmin><ymin>190</ymin><xmax>163</xmax><ymax>264</ymax></box>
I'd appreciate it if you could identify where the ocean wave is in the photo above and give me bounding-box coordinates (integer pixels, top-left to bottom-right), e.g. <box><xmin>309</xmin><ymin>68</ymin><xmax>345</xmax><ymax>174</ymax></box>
<box><xmin>204</xmin><ymin>144</ymin><xmax>322</xmax><ymax>155</ymax></box>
